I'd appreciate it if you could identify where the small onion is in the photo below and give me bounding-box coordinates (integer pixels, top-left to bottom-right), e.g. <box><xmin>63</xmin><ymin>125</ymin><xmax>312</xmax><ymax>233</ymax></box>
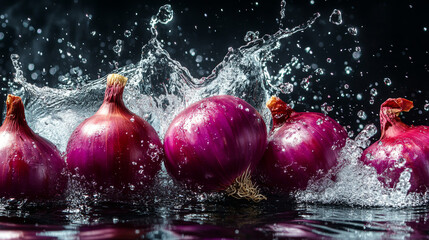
<box><xmin>258</xmin><ymin>96</ymin><xmax>347</xmax><ymax>192</ymax></box>
<box><xmin>361</xmin><ymin>98</ymin><xmax>429</xmax><ymax>192</ymax></box>
<box><xmin>163</xmin><ymin>95</ymin><xmax>267</xmax><ymax>201</ymax></box>
<box><xmin>66</xmin><ymin>74</ymin><xmax>163</xmax><ymax>191</ymax></box>
<box><xmin>0</xmin><ymin>95</ymin><xmax>66</xmax><ymax>198</ymax></box>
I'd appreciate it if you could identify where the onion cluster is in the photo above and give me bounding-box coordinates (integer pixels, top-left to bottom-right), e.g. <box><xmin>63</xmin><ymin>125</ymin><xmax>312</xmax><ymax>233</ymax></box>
<box><xmin>5</xmin><ymin>74</ymin><xmax>428</xmax><ymax>201</ymax></box>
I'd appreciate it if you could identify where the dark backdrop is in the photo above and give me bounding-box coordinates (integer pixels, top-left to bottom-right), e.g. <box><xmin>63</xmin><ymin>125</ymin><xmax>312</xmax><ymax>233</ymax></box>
<box><xmin>0</xmin><ymin>0</ymin><xmax>428</xmax><ymax>134</ymax></box>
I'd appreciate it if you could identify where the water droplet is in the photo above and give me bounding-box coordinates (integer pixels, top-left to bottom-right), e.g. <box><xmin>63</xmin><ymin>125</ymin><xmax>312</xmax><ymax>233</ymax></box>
<box><xmin>348</xmin><ymin>27</ymin><xmax>358</xmax><ymax>35</ymax></box>
<box><xmin>370</xmin><ymin>88</ymin><xmax>378</xmax><ymax>96</ymax></box>
<box><xmin>124</xmin><ymin>30</ymin><xmax>132</xmax><ymax>38</ymax></box>
<box><xmin>189</xmin><ymin>48</ymin><xmax>196</xmax><ymax>56</ymax></box>
<box><xmin>424</xmin><ymin>103</ymin><xmax>429</xmax><ymax>111</ymax></box>
<box><xmin>195</xmin><ymin>55</ymin><xmax>203</xmax><ymax>63</ymax></box>
<box><xmin>357</xmin><ymin>93</ymin><xmax>363</xmax><ymax>100</ymax></box>
<box><xmin>326</xmin><ymin>58</ymin><xmax>332</xmax><ymax>63</ymax></box>
<box><xmin>321</xmin><ymin>102</ymin><xmax>333</xmax><ymax>114</ymax></box>
<box><xmin>329</xmin><ymin>9</ymin><xmax>343</xmax><ymax>25</ymax></box>
<box><xmin>345</xmin><ymin>66</ymin><xmax>352</xmax><ymax>74</ymax></box>
<box><xmin>314</xmin><ymin>68</ymin><xmax>325</xmax><ymax>75</ymax></box>
<box><xmin>113</xmin><ymin>39</ymin><xmax>123</xmax><ymax>56</ymax></box>
<box><xmin>352</xmin><ymin>51</ymin><xmax>361</xmax><ymax>60</ymax></box>
<box><xmin>357</xmin><ymin>110</ymin><xmax>367</xmax><ymax>120</ymax></box>
<box><xmin>300</xmin><ymin>76</ymin><xmax>311</xmax><ymax>90</ymax></box>
<box><xmin>279</xmin><ymin>82</ymin><xmax>294</xmax><ymax>94</ymax></box>
<box><xmin>384</xmin><ymin>77</ymin><xmax>392</xmax><ymax>86</ymax></box>
<box><xmin>395</xmin><ymin>157</ymin><xmax>407</xmax><ymax>168</ymax></box>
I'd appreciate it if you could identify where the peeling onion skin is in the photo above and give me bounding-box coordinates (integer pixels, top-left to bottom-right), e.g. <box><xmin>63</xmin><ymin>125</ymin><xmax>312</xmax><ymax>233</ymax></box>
<box><xmin>361</xmin><ymin>98</ymin><xmax>429</xmax><ymax>193</ymax></box>
<box><xmin>66</xmin><ymin>74</ymin><xmax>163</xmax><ymax>191</ymax></box>
<box><xmin>258</xmin><ymin>96</ymin><xmax>347</xmax><ymax>193</ymax></box>
<box><xmin>0</xmin><ymin>95</ymin><xmax>66</xmax><ymax>198</ymax></box>
<box><xmin>163</xmin><ymin>95</ymin><xmax>267</xmax><ymax>192</ymax></box>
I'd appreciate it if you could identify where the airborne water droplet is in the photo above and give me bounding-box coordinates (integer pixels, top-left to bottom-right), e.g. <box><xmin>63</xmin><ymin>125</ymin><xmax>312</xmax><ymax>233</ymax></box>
<box><xmin>384</xmin><ymin>77</ymin><xmax>392</xmax><ymax>86</ymax></box>
<box><xmin>113</xmin><ymin>39</ymin><xmax>123</xmax><ymax>56</ymax></box>
<box><xmin>345</xmin><ymin>66</ymin><xmax>352</xmax><ymax>74</ymax></box>
<box><xmin>424</xmin><ymin>103</ymin><xmax>429</xmax><ymax>111</ymax></box>
<box><xmin>279</xmin><ymin>82</ymin><xmax>294</xmax><ymax>94</ymax></box>
<box><xmin>370</xmin><ymin>88</ymin><xmax>378</xmax><ymax>96</ymax></box>
<box><xmin>348</xmin><ymin>27</ymin><xmax>358</xmax><ymax>35</ymax></box>
<box><xmin>357</xmin><ymin>110</ymin><xmax>367</xmax><ymax>120</ymax></box>
<box><xmin>124</xmin><ymin>30</ymin><xmax>132</xmax><ymax>38</ymax></box>
<box><xmin>329</xmin><ymin>9</ymin><xmax>343</xmax><ymax>25</ymax></box>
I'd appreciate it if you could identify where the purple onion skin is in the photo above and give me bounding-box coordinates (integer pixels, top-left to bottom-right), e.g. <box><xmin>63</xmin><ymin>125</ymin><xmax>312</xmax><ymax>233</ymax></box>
<box><xmin>0</xmin><ymin>95</ymin><xmax>66</xmax><ymax>198</ymax></box>
<box><xmin>66</xmin><ymin>74</ymin><xmax>162</xmax><ymax>190</ymax></box>
<box><xmin>258</xmin><ymin>97</ymin><xmax>347</xmax><ymax>193</ymax></box>
<box><xmin>361</xmin><ymin>98</ymin><xmax>429</xmax><ymax>193</ymax></box>
<box><xmin>164</xmin><ymin>95</ymin><xmax>267</xmax><ymax>192</ymax></box>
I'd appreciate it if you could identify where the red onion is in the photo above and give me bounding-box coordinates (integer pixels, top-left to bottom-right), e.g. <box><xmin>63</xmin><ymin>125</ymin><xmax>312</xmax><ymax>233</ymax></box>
<box><xmin>361</xmin><ymin>98</ymin><xmax>429</xmax><ymax>193</ymax></box>
<box><xmin>258</xmin><ymin>96</ymin><xmax>347</xmax><ymax>192</ymax></box>
<box><xmin>66</xmin><ymin>74</ymin><xmax>163</xmax><ymax>191</ymax></box>
<box><xmin>163</xmin><ymin>95</ymin><xmax>267</xmax><ymax>201</ymax></box>
<box><xmin>0</xmin><ymin>95</ymin><xmax>66</xmax><ymax>198</ymax></box>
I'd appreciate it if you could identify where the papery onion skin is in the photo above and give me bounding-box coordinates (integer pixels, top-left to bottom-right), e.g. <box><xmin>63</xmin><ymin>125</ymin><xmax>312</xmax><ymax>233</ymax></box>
<box><xmin>0</xmin><ymin>95</ymin><xmax>66</xmax><ymax>198</ymax></box>
<box><xmin>163</xmin><ymin>95</ymin><xmax>267</xmax><ymax>192</ymax></box>
<box><xmin>258</xmin><ymin>96</ymin><xmax>347</xmax><ymax>192</ymax></box>
<box><xmin>361</xmin><ymin>98</ymin><xmax>429</xmax><ymax>193</ymax></box>
<box><xmin>66</xmin><ymin>74</ymin><xmax>163</xmax><ymax>190</ymax></box>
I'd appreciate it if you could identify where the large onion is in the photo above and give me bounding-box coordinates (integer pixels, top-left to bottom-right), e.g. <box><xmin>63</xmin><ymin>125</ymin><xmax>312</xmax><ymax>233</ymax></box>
<box><xmin>0</xmin><ymin>95</ymin><xmax>66</xmax><ymax>198</ymax></box>
<box><xmin>163</xmin><ymin>95</ymin><xmax>267</xmax><ymax>201</ymax></box>
<box><xmin>361</xmin><ymin>98</ymin><xmax>429</xmax><ymax>192</ymax></box>
<box><xmin>258</xmin><ymin>96</ymin><xmax>347</xmax><ymax>192</ymax></box>
<box><xmin>66</xmin><ymin>74</ymin><xmax>163</xmax><ymax>191</ymax></box>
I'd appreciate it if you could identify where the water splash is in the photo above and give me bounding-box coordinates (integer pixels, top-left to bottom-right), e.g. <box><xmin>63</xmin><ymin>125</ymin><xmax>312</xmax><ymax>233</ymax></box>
<box><xmin>296</xmin><ymin>124</ymin><xmax>428</xmax><ymax>207</ymax></box>
<box><xmin>150</xmin><ymin>4</ymin><xmax>174</xmax><ymax>37</ymax></box>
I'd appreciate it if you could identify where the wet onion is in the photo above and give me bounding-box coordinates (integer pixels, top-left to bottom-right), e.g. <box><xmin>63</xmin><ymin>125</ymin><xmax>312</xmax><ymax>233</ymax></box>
<box><xmin>163</xmin><ymin>95</ymin><xmax>267</xmax><ymax>201</ymax></box>
<box><xmin>361</xmin><ymin>98</ymin><xmax>429</xmax><ymax>193</ymax></box>
<box><xmin>0</xmin><ymin>94</ymin><xmax>66</xmax><ymax>198</ymax></box>
<box><xmin>258</xmin><ymin>96</ymin><xmax>347</xmax><ymax>192</ymax></box>
<box><xmin>66</xmin><ymin>74</ymin><xmax>163</xmax><ymax>191</ymax></box>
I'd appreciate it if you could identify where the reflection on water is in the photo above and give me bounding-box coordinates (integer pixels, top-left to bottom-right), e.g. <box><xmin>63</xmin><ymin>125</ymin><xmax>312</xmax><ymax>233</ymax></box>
<box><xmin>0</xmin><ymin>198</ymin><xmax>427</xmax><ymax>239</ymax></box>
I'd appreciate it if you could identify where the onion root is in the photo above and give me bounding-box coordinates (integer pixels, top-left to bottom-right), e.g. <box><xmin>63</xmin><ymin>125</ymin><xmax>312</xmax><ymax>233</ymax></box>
<box><xmin>225</xmin><ymin>167</ymin><xmax>267</xmax><ymax>202</ymax></box>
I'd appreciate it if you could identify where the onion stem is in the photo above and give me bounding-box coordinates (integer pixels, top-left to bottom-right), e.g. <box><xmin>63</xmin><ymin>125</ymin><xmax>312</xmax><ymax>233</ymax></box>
<box><xmin>225</xmin><ymin>167</ymin><xmax>267</xmax><ymax>202</ymax></box>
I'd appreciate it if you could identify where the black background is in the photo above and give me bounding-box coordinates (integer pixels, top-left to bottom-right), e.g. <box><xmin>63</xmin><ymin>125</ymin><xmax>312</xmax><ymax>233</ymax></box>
<box><xmin>0</xmin><ymin>0</ymin><xmax>428</xmax><ymax>135</ymax></box>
